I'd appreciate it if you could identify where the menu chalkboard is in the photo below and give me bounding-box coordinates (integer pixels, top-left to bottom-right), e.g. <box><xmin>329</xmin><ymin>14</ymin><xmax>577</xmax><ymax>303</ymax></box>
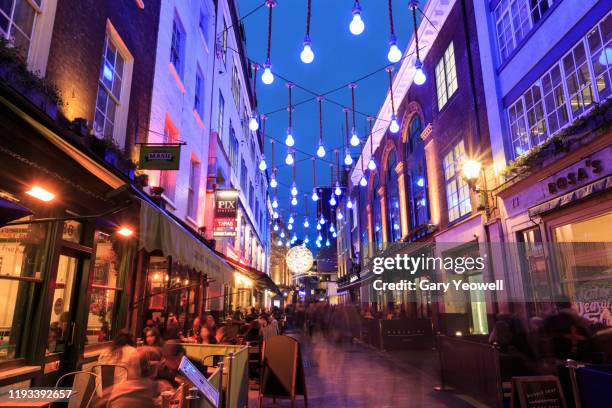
<box><xmin>511</xmin><ymin>376</ymin><xmax>567</xmax><ymax>408</ymax></box>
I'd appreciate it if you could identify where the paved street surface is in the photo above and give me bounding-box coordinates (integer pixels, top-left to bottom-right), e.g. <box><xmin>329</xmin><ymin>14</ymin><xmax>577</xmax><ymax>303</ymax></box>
<box><xmin>249</xmin><ymin>332</ymin><xmax>475</xmax><ymax>408</ymax></box>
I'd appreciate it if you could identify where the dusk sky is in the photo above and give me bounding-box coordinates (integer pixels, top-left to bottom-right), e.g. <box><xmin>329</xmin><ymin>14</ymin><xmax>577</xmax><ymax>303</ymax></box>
<box><xmin>238</xmin><ymin>0</ymin><xmax>418</xmax><ymax>233</ymax></box>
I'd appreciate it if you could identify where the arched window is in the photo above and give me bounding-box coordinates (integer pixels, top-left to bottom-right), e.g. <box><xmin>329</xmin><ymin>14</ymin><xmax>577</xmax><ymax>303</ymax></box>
<box><xmin>372</xmin><ymin>174</ymin><xmax>383</xmax><ymax>250</ymax></box>
<box><xmin>386</xmin><ymin>150</ymin><xmax>402</xmax><ymax>242</ymax></box>
<box><xmin>406</xmin><ymin>116</ymin><xmax>429</xmax><ymax>229</ymax></box>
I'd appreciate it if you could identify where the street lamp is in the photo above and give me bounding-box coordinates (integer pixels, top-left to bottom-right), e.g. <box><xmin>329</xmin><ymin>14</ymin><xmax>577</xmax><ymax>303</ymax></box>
<box><xmin>461</xmin><ymin>159</ymin><xmax>493</xmax><ymax>214</ymax></box>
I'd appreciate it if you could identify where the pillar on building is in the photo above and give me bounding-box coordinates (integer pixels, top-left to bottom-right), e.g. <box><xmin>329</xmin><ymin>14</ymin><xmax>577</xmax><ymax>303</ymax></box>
<box><xmin>378</xmin><ymin>186</ymin><xmax>388</xmax><ymax>243</ymax></box>
<box><xmin>366</xmin><ymin>204</ymin><xmax>373</xmax><ymax>257</ymax></box>
<box><xmin>395</xmin><ymin>160</ymin><xmax>410</xmax><ymax>239</ymax></box>
<box><xmin>422</xmin><ymin>125</ymin><xmax>440</xmax><ymax>226</ymax></box>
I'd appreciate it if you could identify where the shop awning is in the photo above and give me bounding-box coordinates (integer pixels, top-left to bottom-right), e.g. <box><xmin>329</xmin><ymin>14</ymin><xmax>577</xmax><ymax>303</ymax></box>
<box><xmin>138</xmin><ymin>199</ymin><xmax>233</xmax><ymax>284</ymax></box>
<box><xmin>215</xmin><ymin>252</ymin><xmax>282</xmax><ymax>296</ymax></box>
<box><xmin>0</xmin><ymin>197</ymin><xmax>32</xmax><ymax>227</ymax></box>
<box><xmin>529</xmin><ymin>175</ymin><xmax>612</xmax><ymax>217</ymax></box>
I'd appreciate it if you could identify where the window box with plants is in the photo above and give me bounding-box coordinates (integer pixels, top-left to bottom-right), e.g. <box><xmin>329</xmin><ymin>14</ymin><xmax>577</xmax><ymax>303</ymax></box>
<box><xmin>0</xmin><ymin>38</ymin><xmax>62</xmax><ymax>119</ymax></box>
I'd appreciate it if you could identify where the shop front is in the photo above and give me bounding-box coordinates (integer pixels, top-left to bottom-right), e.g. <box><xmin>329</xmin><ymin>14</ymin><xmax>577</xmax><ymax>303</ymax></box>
<box><xmin>0</xmin><ymin>88</ymin><xmax>138</xmax><ymax>387</ymax></box>
<box><xmin>499</xmin><ymin>126</ymin><xmax>612</xmax><ymax>326</ymax></box>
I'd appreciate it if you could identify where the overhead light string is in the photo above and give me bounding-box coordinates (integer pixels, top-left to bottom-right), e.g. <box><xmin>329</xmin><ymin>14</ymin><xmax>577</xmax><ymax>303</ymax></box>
<box><xmin>349</xmin><ymin>0</ymin><xmax>365</xmax><ymax>35</ymax></box>
<box><xmin>261</xmin><ymin>0</ymin><xmax>276</xmax><ymax>85</ymax></box>
<box><xmin>291</xmin><ymin>161</ymin><xmax>298</xmax><ymax>206</ymax></box>
<box><xmin>359</xmin><ymin>147</ymin><xmax>368</xmax><ymax>187</ymax></box>
<box><xmin>343</xmin><ymin>108</ymin><xmax>353</xmax><ymax>166</ymax></box>
<box><xmin>409</xmin><ymin>0</ymin><xmax>427</xmax><ymax>85</ymax></box>
<box><xmin>387</xmin><ymin>67</ymin><xmax>400</xmax><ymax>134</ymax></box>
<box><xmin>335</xmin><ymin>150</ymin><xmax>342</xmax><ymax>196</ymax></box>
<box><xmin>269</xmin><ymin>131</ymin><xmax>278</xmax><ymax>188</ymax></box>
<box><xmin>311</xmin><ymin>157</ymin><xmax>319</xmax><ymax>201</ymax></box>
<box><xmin>303</xmin><ymin>193</ymin><xmax>310</xmax><ymax>229</ymax></box>
<box><xmin>349</xmin><ymin>83</ymin><xmax>360</xmax><ymax>147</ymax></box>
<box><xmin>329</xmin><ymin>164</ymin><xmax>337</xmax><ymax>206</ymax></box>
<box><xmin>250</xmin><ymin>63</ymin><xmax>260</xmax><ymax>131</ymax></box>
<box><xmin>367</xmin><ymin>116</ymin><xmax>377</xmax><ymax>170</ymax></box>
<box><xmin>316</xmin><ymin>96</ymin><xmax>326</xmax><ymax>158</ymax></box>
<box><xmin>300</xmin><ymin>0</ymin><xmax>314</xmax><ymax>63</ymax></box>
<box><xmin>387</xmin><ymin>0</ymin><xmax>402</xmax><ymax>63</ymax></box>
<box><xmin>285</xmin><ymin>82</ymin><xmax>295</xmax><ymax>147</ymax></box>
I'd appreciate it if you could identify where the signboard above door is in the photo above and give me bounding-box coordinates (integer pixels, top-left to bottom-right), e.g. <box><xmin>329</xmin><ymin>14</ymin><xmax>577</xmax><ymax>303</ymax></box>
<box><xmin>138</xmin><ymin>144</ymin><xmax>181</xmax><ymax>170</ymax></box>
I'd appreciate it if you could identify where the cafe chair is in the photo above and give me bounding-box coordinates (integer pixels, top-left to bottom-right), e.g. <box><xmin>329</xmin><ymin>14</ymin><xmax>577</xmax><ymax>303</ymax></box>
<box><xmin>54</xmin><ymin>370</ymin><xmax>99</xmax><ymax>408</ymax></box>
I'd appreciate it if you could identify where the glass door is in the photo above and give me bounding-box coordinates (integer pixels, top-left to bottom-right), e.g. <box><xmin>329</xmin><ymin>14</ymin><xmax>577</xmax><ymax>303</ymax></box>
<box><xmin>47</xmin><ymin>254</ymin><xmax>78</xmax><ymax>354</ymax></box>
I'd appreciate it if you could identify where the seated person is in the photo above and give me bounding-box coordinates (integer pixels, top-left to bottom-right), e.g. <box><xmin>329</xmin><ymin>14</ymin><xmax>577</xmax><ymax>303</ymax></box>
<box><xmin>101</xmin><ymin>346</ymin><xmax>166</xmax><ymax>408</ymax></box>
<box><xmin>197</xmin><ymin>326</ymin><xmax>217</xmax><ymax>345</ymax></box>
<box><xmin>156</xmin><ymin>340</ymin><xmax>207</xmax><ymax>388</ymax></box>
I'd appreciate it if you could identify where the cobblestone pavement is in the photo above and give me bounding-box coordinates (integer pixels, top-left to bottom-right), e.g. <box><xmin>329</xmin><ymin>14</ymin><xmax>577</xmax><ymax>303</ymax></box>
<box><xmin>249</xmin><ymin>332</ymin><xmax>475</xmax><ymax>408</ymax></box>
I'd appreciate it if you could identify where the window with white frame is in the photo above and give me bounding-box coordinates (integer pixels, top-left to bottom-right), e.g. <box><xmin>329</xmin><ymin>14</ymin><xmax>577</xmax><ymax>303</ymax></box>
<box><xmin>221</xmin><ymin>19</ymin><xmax>227</xmax><ymax>65</ymax></box>
<box><xmin>0</xmin><ymin>0</ymin><xmax>41</xmax><ymax>58</ymax></box>
<box><xmin>170</xmin><ymin>14</ymin><xmax>185</xmax><ymax>79</ymax></box>
<box><xmin>229</xmin><ymin>125</ymin><xmax>238</xmax><ymax>168</ymax></box>
<box><xmin>494</xmin><ymin>0</ymin><xmax>559</xmax><ymax>63</ymax></box>
<box><xmin>217</xmin><ymin>91</ymin><xmax>224</xmax><ymax>141</ymax></box>
<box><xmin>435</xmin><ymin>42</ymin><xmax>458</xmax><ymax>110</ymax></box>
<box><xmin>160</xmin><ymin>118</ymin><xmax>179</xmax><ymax>201</ymax></box>
<box><xmin>443</xmin><ymin>140</ymin><xmax>471</xmax><ymax>223</ymax></box>
<box><xmin>194</xmin><ymin>67</ymin><xmax>204</xmax><ymax>118</ymax></box>
<box><xmin>94</xmin><ymin>34</ymin><xmax>125</xmax><ymax>140</ymax></box>
<box><xmin>231</xmin><ymin>63</ymin><xmax>240</xmax><ymax>108</ymax></box>
<box><xmin>507</xmin><ymin>12</ymin><xmax>611</xmax><ymax>158</ymax></box>
<box><xmin>187</xmin><ymin>157</ymin><xmax>201</xmax><ymax>220</ymax></box>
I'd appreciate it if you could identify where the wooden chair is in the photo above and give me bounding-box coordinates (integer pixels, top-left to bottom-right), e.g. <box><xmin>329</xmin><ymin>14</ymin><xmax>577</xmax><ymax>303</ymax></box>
<box><xmin>54</xmin><ymin>371</ymin><xmax>99</xmax><ymax>408</ymax></box>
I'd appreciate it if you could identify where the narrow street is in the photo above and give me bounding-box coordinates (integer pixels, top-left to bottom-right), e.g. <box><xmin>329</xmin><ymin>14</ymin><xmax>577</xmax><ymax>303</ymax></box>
<box><xmin>250</xmin><ymin>332</ymin><xmax>474</xmax><ymax>408</ymax></box>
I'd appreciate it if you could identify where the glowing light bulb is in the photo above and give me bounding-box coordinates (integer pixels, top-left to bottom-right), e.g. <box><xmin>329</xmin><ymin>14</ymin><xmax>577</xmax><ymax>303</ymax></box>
<box><xmin>286</xmin><ymin>241</ymin><xmax>290</xmax><ymax>248</ymax></box>
<box><xmin>414</xmin><ymin>58</ymin><xmax>426</xmax><ymax>85</ymax></box>
<box><xmin>311</xmin><ymin>189</ymin><xmax>319</xmax><ymax>201</ymax></box>
<box><xmin>291</xmin><ymin>184</ymin><xmax>298</xmax><ymax>196</ymax></box>
<box><xmin>273</xmin><ymin>211</ymin><xmax>279</xmax><ymax>219</ymax></box>
<box><xmin>319</xmin><ymin>216</ymin><xmax>325</xmax><ymax>225</ymax></box>
<box><xmin>344</xmin><ymin>152</ymin><xmax>353</xmax><ymax>166</ymax></box>
<box><xmin>389</xmin><ymin>115</ymin><xmax>400</xmax><ymax>134</ymax></box>
<box><xmin>337</xmin><ymin>212</ymin><xmax>343</xmax><ymax>220</ymax></box>
<box><xmin>347</xmin><ymin>200</ymin><xmax>353</xmax><ymax>209</ymax></box>
<box><xmin>329</xmin><ymin>196</ymin><xmax>336</xmax><ymax>206</ymax></box>
<box><xmin>332</xmin><ymin>232</ymin><xmax>337</xmax><ymax>238</ymax></box>
<box><xmin>285</xmin><ymin>129</ymin><xmax>295</xmax><ymax>147</ymax></box>
<box><xmin>270</xmin><ymin>177</ymin><xmax>278</xmax><ymax>188</ymax></box>
<box><xmin>288</xmin><ymin>224</ymin><xmax>293</xmax><ymax>231</ymax></box>
<box><xmin>318</xmin><ymin>233</ymin><xmax>323</xmax><ymax>241</ymax></box>
<box><xmin>289</xmin><ymin>215</ymin><xmax>294</xmax><ymax>224</ymax></box>
<box><xmin>316</xmin><ymin>241</ymin><xmax>321</xmax><ymax>248</ymax></box>
<box><xmin>329</xmin><ymin>224</ymin><xmax>335</xmax><ymax>232</ymax></box>
<box><xmin>292</xmin><ymin>233</ymin><xmax>297</xmax><ymax>241</ymax></box>
<box><xmin>325</xmin><ymin>239</ymin><xmax>330</xmax><ymax>247</ymax></box>
<box><xmin>350</xmin><ymin>130</ymin><xmax>360</xmax><ymax>146</ymax></box>
<box><xmin>277</xmin><ymin>239</ymin><xmax>283</xmax><ymax>246</ymax></box>
<box><xmin>261</xmin><ymin>62</ymin><xmax>274</xmax><ymax>85</ymax></box>
<box><xmin>417</xmin><ymin>177</ymin><xmax>424</xmax><ymax>187</ymax></box>
<box><xmin>285</xmin><ymin>152</ymin><xmax>294</xmax><ymax>165</ymax></box>
<box><xmin>274</xmin><ymin>224</ymin><xmax>279</xmax><ymax>231</ymax></box>
<box><xmin>259</xmin><ymin>158</ymin><xmax>267</xmax><ymax>171</ymax></box>
<box><xmin>272</xmin><ymin>199</ymin><xmax>278</xmax><ymax>208</ymax></box>
<box><xmin>280</xmin><ymin>231</ymin><xmax>285</xmax><ymax>238</ymax></box>
<box><xmin>387</xmin><ymin>36</ymin><xmax>402</xmax><ymax>63</ymax></box>
<box><xmin>349</xmin><ymin>4</ymin><xmax>365</xmax><ymax>35</ymax></box>
<box><xmin>316</xmin><ymin>223</ymin><xmax>321</xmax><ymax>231</ymax></box>
<box><xmin>304</xmin><ymin>219</ymin><xmax>310</xmax><ymax>228</ymax></box>
<box><xmin>304</xmin><ymin>236</ymin><xmax>309</xmax><ymax>243</ymax></box>
<box><xmin>334</xmin><ymin>183</ymin><xmax>342</xmax><ymax>196</ymax></box>
<box><xmin>249</xmin><ymin>114</ymin><xmax>259</xmax><ymax>131</ymax></box>
<box><xmin>367</xmin><ymin>158</ymin><xmax>376</xmax><ymax>170</ymax></box>
<box><xmin>291</xmin><ymin>197</ymin><xmax>298</xmax><ymax>206</ymax></box>
<box><xmin>316</xmin><ymin>143</ymin><xmax>326</xmax><ymax>158</ymax></box>
<box><xmin>300</xmin><ymin>36</ymin><xmax>314</xmax><ymax>64</ymax></box>
<box><xmin>359</xmin><ymin>176</ymin><xmax>368</xmax><ymax>187</ymax></box>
